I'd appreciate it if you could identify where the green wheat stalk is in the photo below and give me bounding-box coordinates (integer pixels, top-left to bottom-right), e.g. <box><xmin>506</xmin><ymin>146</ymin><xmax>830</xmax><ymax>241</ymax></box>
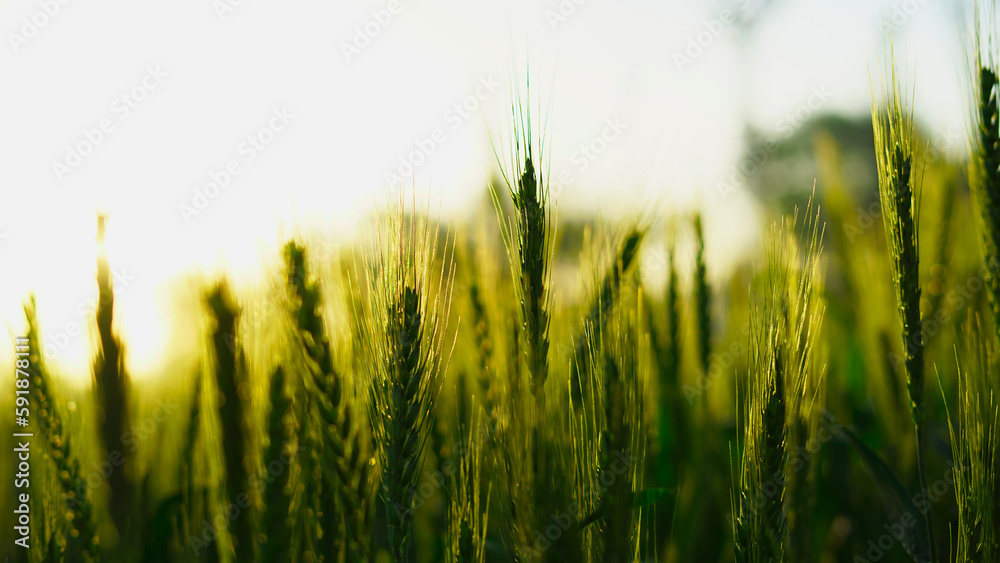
<box><xmin>571</xmin><ymin>228</ymin><xmax>644</xmax><ymax>408</ymax></box>
<box><xmin>25</xmin><ymin>297</ymin><xmax>100</xmax><ymax>563</ymax></box>
<box><xmin>489</xmin><ymin>101</ymin><xmax>554</xmax><ymax>408</ymax></box>
<box><xmin>447</xmin><ymin>409</ymin><xmax>490</xmax><ymax>563</ymax></box>
<box><xmin>178</xmin><ymin>373</ymin><xmax>202</xmax><ymax>554</ymax></box>
<box><xmin>694</xmin><ymin>214</ymin><xmax>712</xmax><ymax>386</ymax></box>
<box><xmin>488</xmin><ymin>91</ymin><xmax>558</xmax><ymax>560</ymax></box>
<box><xmin>464</xmin><ymin>238</ymin><xmax>499</xmax><ymax>427</ymax></box>
<box><xmin>969</xmin><ymin>1</ymin><xmax>1000</xmax><ymax>345</ymax></box>
<box><xmin>206</xmin><ymin>283</ymin><xmax>254</xmax><ymax>562</ymax></box>
<box><xmin>734</xmin><ymin>202</ymin><xmax>825</xmax><ymax>563</ymax></box>
<box><xmin>91</xmin><ymin>215</ymin><xmax>132</xmax><ymax>544</ymax></box>
<box><xmin>598</xmin><ymin>321</ymin><xmax>641</xmax><ymax>563</ymax></box>
<box><xmin>946</xmin><ymin>317</ymin><xmax>999</xmax><ymax>562</ymax></box>
<box><xmin>284</xmin><ymin>241</ymin><xmax>371</xmax><ymax>562</ymax></box>
<box><xmin>734</xmin><ymin>278</ymin><xmax>787</xmax><ymax>563</ymax></box>
<box><xmin>259</xmin><ymin>367</ymin><xmax>297</xmax><ymax>563</ymax></box>
<box><xmin>782</xmin><ymin>206</ymin><xmax>826</xmax><ymax>563</ymax></box>
<box><xmin>645</xmin><ymin>238</ymin><xmax>684</xmax><ymax>556</ymax></box>
<box><xmin>871</xmin><ymin>61</ymin><xmax>936</xmax><ymax>562</ymax></box>
<box><xmin>362</xmin><ymin>206</ymin><xmax>456</xmax><ymax>563</ymax></box>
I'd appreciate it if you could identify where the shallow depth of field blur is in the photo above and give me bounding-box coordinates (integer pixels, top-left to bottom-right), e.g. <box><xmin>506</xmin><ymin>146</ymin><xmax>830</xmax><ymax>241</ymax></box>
<box><xmin>3</xmin><ymin>0</ymin><xmax>1000</xmax><ymax>562</ymax></box>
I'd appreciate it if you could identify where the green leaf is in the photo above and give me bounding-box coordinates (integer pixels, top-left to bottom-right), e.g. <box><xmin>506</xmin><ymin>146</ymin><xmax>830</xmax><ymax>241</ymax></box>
<box><xmin>631</xmin><ymin>487</ymin><xmax>675</xmax><ymax>510</ymax></box>
<box><xmin>571</xmin><ymin>487</ymin><xmax>676</xmax><ymax>537</ymax></box>
<box><xmin>839</xmin><ymin>426</ymin><xmax>931</xmax><ymax>563</ymax></box>
<box><xmin>142</xmin><ymin>493</ymin><xmax>186</xmax><ymax>563</ymax></box>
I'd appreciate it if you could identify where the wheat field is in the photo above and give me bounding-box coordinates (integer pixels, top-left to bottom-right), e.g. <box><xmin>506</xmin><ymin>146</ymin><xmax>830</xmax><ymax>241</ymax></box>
<box><xmin>4</xmin><ymin>6</ymin><xmax>1000</xmax><ymax>563</ymax></box>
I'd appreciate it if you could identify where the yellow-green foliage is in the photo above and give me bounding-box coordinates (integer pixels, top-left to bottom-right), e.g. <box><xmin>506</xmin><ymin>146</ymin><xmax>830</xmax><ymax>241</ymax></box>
<box><xmin>8</xmin><ymin>40</ymin><xmax>1000</xmax><ymax>563</ymax></box>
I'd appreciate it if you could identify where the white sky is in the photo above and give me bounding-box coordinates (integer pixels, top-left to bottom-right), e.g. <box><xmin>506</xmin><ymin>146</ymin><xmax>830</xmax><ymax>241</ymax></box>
<box><xmin>0</xmin><ymin>0</ymin><xmax>969</xmax><ymax>381</ymax></box>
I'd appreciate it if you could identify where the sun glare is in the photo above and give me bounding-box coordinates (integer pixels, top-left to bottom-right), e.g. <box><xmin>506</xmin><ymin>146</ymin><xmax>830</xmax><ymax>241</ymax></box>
<box><xmin>0</xmin><ymin>0</ymin><xmax>964</xmax><ymax>384</ymax></box>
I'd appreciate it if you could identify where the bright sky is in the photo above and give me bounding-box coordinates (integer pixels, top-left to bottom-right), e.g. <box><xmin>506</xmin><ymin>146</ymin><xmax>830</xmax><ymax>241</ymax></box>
<box><xmin>0</xmin><ymin>0</ymin><xmax>968</xmax><ymax>381</ymax></box>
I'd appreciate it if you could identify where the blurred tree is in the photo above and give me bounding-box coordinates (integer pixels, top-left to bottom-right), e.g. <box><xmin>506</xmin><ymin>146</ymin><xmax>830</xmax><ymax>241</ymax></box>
<box><xmin>741</xmin><ymin>114</ymin><xmax>878</xmax><ymax>212</ymax></box>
